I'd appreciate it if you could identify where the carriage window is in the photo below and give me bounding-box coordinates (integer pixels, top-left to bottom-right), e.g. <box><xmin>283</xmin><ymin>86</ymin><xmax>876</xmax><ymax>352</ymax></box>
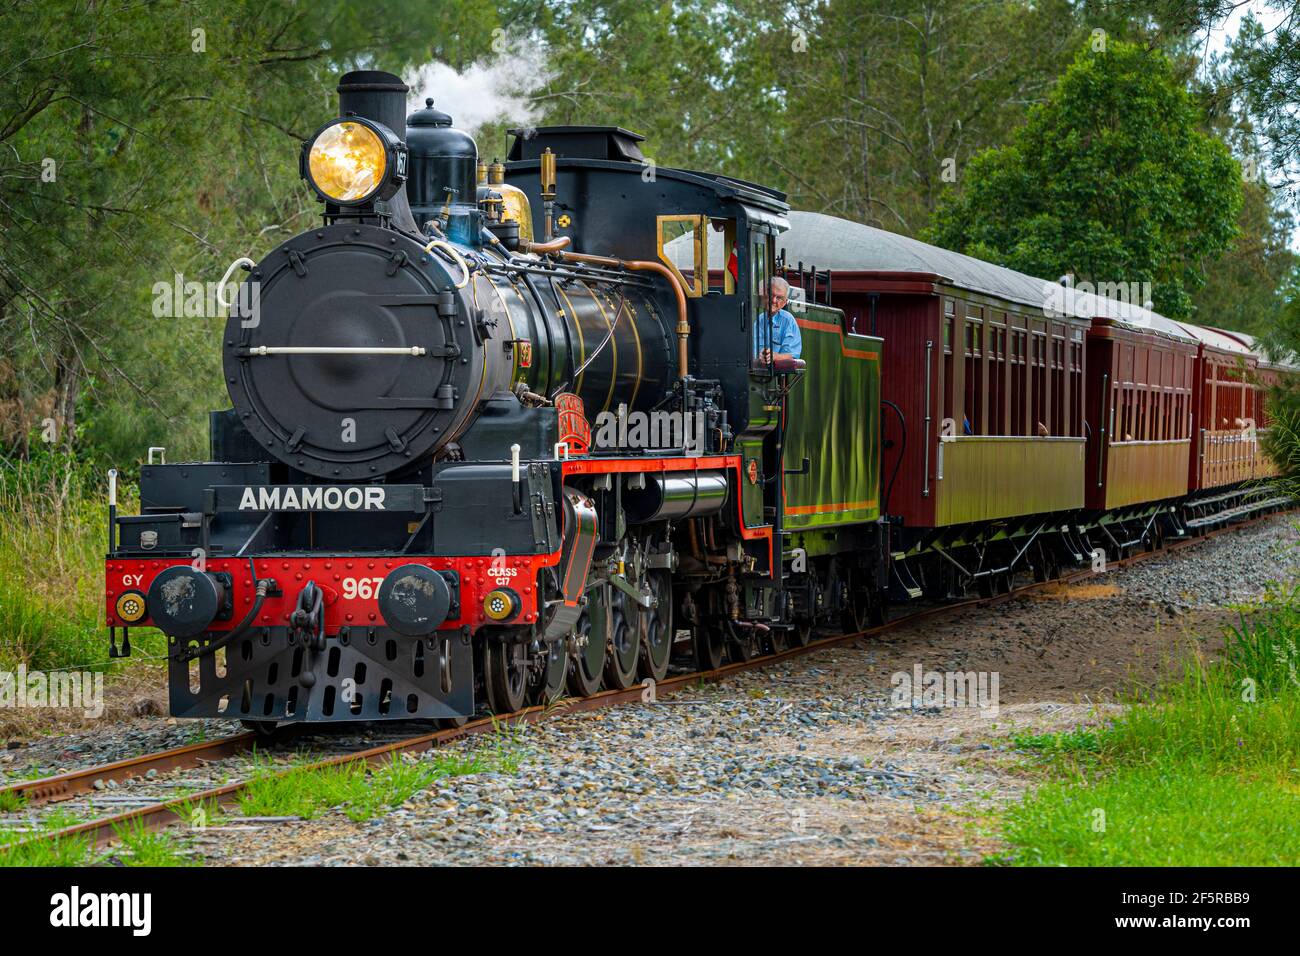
<box><xmin>657</xmin><ymin>215</ymin><xmax>706</xmax><ymax>297</ymax></box>
<box><xmin>964</xmin><ymin>308</ymin><xmax>983</xmax><ymax>434</ymax></box>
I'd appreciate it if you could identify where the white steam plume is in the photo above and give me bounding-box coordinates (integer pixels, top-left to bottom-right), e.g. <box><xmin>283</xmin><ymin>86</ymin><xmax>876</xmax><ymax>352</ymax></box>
<box><xmin>404</xmin><ymin>36</ymin><xmax>552</xmax><ymax>143</ymax></box>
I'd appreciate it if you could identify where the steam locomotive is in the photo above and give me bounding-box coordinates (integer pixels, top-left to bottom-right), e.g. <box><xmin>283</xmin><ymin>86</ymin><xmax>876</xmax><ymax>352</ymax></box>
<box><xmin>104</xmin><ymin>70</ymin><xmax>884</xmax><ymax>728</ymax></box>
<box><xmin>104</xmin><ymin>70</ymin><xmax>1287</xmax><ymax>730</ymax></box>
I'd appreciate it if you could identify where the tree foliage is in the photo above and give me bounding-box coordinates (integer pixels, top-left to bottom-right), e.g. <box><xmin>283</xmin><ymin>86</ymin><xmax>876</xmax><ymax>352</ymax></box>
<box><xmin>0</xmin><ymin>1</ymin><xmax>1291</xmax><ymax>469</ymax></box>
<box><xmin>926</xmin><ymin>39</ymin><xmax>1243</xmax><ymax>319</ymax></box>
<box><xmin>0</xmin><ymin>0</ymin><xmax>500</xmax><ymax>467</ymax></box>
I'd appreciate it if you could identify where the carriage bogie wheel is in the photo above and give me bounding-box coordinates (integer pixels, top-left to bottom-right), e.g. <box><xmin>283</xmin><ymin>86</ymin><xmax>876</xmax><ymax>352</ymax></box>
<box><xmin>790</xmin><ymin>620</ymin><xmax>813</xmax><ymax>647</ymax></box>
<box><xmin>766</xmin><ymin>626</ymin><xmax>791</xmax><ymax>655</ymax></box>
<box><xmin>437</xmin><ymin>714</ymin><xmax>470</xmax><ymax>729</ymax></box>
<box><xmin>483</xmin><ymin>637</ymin><xmax>529</xmax><ymax>714</ymax></box>
<box><xmin>566</xmin><ymin>609</ymin><xmax>605</xmax><ymax>698</ymax></box>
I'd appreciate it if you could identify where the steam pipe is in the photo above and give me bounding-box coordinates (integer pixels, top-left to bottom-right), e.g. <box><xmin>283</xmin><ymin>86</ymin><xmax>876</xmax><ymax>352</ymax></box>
<box><xmin>519</xmin><ymin>236</ymin><xmax>573</xmax><ymax>255</ymax></box>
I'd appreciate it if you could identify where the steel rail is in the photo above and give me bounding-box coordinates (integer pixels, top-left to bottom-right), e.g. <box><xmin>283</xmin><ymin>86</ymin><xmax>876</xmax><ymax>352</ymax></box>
<box><xmin>0</xmin><ymin>731</ymin><xmax>269</xmax><ymax>809</ymax></box>
<box><xmin>2</xmin><ymin>506</ymin><xmax>1287</xmax><ymax>855</ymax></box>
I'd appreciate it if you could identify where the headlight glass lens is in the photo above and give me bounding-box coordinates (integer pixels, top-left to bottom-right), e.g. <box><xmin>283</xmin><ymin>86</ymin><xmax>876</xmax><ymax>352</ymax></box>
<box><xmin>308</xmin><ymin>121</ymin><xmax>386</xmax><ymax>202</ymax></box>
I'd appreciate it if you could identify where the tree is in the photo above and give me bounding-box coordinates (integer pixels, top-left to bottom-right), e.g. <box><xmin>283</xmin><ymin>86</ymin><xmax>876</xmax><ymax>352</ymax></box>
<box><xmin>1225</xmin><ymin>3</ymin><xmax>1300</xmax><ymax>186</ymax></box>
<box><xmin>1190</xmin><ymin>89</ymin><xmax>1297</xmax><ymax>335</ymax></box>
<box><xmin>498</xmin><ymin>0</ymin><xmax>738</xmax><ymax>172</ymax></box>
<box><xmin>735</xmin><ymin>0</ymin><xmax>1091</xmax><ymax>233</ymax></box>
<box><xmin>926</xmin><ymin>39</ymin><xmax>1243</xmax><ymax>319</ymax></box>
<box><xmin>0</xmin><ymin>0</ymin><xmax>502</xmax><ymax>465</ymax></box>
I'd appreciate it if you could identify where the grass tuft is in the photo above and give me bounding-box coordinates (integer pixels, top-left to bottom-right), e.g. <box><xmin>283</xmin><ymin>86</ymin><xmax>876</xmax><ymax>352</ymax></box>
<box><xmin>110</xmin><ymin>819</ymin><xmax>193</xmax><ymax>866</ymax></box>
<box><xmin>0</xmin><ymin>833</ymin><xmax>93</xmax><ymax>867</ymax></box>
<box><xmin>236</xmin><ymin>728</ymin><xmax>529</xmax><ymax>824</ymax></box>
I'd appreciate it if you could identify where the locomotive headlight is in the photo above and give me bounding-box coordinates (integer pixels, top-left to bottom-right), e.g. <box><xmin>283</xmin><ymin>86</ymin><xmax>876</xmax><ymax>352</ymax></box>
<box><xmin>301</xmin><ymin>117</ymin><xmax>407</xmax><ymax>206</ymax></box>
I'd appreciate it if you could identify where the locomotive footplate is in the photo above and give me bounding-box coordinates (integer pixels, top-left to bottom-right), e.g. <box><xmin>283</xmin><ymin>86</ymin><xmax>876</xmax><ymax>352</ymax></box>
<box><xmin>168</xmin><ymin>625</ymin><xmax>474</xmax><ymax>722</ymax></box>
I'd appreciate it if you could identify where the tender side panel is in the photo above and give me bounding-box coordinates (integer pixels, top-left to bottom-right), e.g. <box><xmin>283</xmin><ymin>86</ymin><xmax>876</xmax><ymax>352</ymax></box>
<box><xmin>783</xmin><ymin>304</ymin><xmax>882</xmax><ymax>530</ymax></box>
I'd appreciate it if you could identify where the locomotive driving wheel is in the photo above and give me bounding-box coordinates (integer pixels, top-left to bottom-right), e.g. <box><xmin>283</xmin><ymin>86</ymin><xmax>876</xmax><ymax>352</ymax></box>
<box><xmin>567</xmin><ymin>605</ymin><xmax>607</xmax><ymax>697</ymax></box>
<box><xmin>724</xmin><ymin>619</ymin><xmax>763</xmax><ymax>663</ymax></box>
<box><xmin>483</xmin><ymin>635</ymin><xmax>528</xmax><ymax>714</ymax></box>
<box><xmin>602</xmin><ymin>592</ymin><xmax>640</xmax><ymax>691</ymax></box>
<box><xmin>842</xmin><ymin>570</ymin><xmax>872</xmax><ymax>633</ymax></box>
<box><xmin>693</xmin><ymin>624</ymin><xmax>726</xmax><ymax>671</ymax></box>
<box><xmin>637</xmin><ymin>571</ymin><xmax>673</xmax><ymax>682</ymax></box>
<box><xmin>531</xmin><ymin>638</ymin><xmax>569</xmax><ymax>705</ymax></box>
<box><xmin>766</xmin><ymin>625</ymin><xmax>791</xmax><ymax>655</ymax></box>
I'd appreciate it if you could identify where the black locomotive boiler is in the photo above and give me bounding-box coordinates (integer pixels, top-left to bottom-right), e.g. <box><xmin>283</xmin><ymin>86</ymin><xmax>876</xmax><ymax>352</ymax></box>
<box><xmin>104</xmin><ymin>71</ymin><xmax>888</xmax><ymax>727</ymax></box>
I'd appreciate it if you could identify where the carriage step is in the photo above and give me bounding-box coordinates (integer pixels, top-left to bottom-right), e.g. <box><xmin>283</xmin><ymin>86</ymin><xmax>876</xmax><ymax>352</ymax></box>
<box><xmin>889</xmin><ymin>558</ymin><xmax>923</xmax><ymax>601</ymax></box>
<box><xmin>1184</xmin><ymin>495</ymin><xmax>1291</xmax><ymax>529</ymax></box>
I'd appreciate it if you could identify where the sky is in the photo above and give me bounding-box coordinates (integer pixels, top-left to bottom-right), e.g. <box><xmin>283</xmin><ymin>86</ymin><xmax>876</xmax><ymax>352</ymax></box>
<box><xmin>1202</xmin><ymin>0</ymin><xmax>1289</xmax><ymax>58</ymax></box>
<box><xmin>1200</xmin><ymin>2</ymin><xmax>1300</xmax><ymax>249</ymax></box>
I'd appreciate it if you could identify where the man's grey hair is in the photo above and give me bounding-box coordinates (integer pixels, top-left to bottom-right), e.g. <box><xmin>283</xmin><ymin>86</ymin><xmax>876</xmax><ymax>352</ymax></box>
<box><xmin>767</xmin><ymin>276</ymin><xmax>790</xmax><ymax>296</ymax></box>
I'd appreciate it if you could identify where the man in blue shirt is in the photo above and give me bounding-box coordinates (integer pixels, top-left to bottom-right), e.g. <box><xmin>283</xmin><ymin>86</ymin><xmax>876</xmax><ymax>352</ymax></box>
<box><xmin>755</xmin><ymin>276</ymin><xmax>803</xmax><ymax>364</ymax></box>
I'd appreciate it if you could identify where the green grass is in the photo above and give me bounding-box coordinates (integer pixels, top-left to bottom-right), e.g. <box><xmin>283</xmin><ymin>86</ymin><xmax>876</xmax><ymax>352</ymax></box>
<box><xmin>235</xmin><ymin>755</ymin><xmax>440</xmax><ymax>823</ymax></box>
<box><xmin>38</xmin><ymin>806</ymin><xmax>84</xmax><ymax>831</ymax></box>
<box><xmin>0</xmin><ymin>805</ymin><xmax>96</xmax><ymax>866</ymax></box>
<box><xmin>110</xmin><ymin>819</ymin><xmax>193</xmax><ymax>866</ymax></box>
<box><xmin>998</xmin><ymin>590</ymin><xmax>1300</xmax><ymax>866</ymax></box>
<box><xmin>236</xmin><ymin>730</ymin><xmax>528</xmax><ymax>823</ymax></box>
<box><xmin>1000</xmin><ymin>766</ymin><xmax>1300</xmax><ymax>866</ymax></box>
<box><xmin>0</xmin><ymin>453</ymin><xmax>163</xmax><ymax>672</ymax></box>
<box><xmin>1012</xmin><ymin>727</ymin><xmax>1103</xmax><ymax>755</ymax></box>
<box><xmin>0</xmin><ymin>833</ymin><xmax>93</xmax><ymax>867</ymax></box>
<box><xmin>0</xmin><ymin>790</ymin><xmax>26</xmax><ymax>813</ymax></box>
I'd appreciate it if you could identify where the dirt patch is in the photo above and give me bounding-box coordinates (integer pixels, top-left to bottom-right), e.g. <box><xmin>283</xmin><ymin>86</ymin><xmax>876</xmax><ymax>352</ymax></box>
<box><xmin>857</xmin><ymin>596</ymin><xmax>1235</xmax><ymax>705</ymax></box>
<box><xmin>0</xmin><ymin>663</ymin><xmax>165</xmax><ymax>744</ymax></box>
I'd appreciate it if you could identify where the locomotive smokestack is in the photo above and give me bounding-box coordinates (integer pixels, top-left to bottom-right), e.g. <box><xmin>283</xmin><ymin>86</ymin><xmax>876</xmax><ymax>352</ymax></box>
<box><xmin>336</xmin><ymin>70</ymin><xmax>419</xmax><ymax>234</ymax></box>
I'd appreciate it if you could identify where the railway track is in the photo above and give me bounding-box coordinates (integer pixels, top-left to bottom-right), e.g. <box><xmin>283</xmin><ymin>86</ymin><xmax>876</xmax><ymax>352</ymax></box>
<box><xmin>1</xmin><ymin>507</ymin><xmax>1288</xmax><ymax>858</ymax></box>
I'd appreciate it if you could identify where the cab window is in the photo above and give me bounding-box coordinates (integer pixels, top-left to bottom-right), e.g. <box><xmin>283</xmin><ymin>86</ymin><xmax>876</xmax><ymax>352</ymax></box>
<box><xmin>709</xmin><ymin>218</ymin><xmax>737</xmax><ymax>294</ymax></box>
<box><xmin>657</xmin><ymin>215</ymin><xmax>706</xmax><ymax>297</ymax></box>
<box><xmin>750</xmin><ymin>234</ymin><xmax>772</xmax><ymax>355</ymax></box>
